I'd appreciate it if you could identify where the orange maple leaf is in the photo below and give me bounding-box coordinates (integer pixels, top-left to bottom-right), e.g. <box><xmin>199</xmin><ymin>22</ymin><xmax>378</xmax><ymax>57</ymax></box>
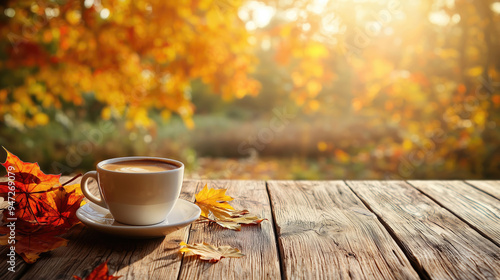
<box><xmin>0</xmin><ymin>149</ymin><xmax>84</xmax><ymax>263</ymax></box>
<box><xmin>73</xmin><ymin>261</ymin><xmax>122</xmax><ymax>280</ymax></box>
<box><xmin>38</xmin><ymin>185</ymin><xmax>84</xmax><ymax>229</ymax></box>
<box><xmin>0</xmin><ymin>148</ymin><xmax>61</xmax><ymax>221</ymax></box>
<box><xmin>179</xmin><ymin>242</ymin><xmax>244</xmax><ymax>263</ymax></box>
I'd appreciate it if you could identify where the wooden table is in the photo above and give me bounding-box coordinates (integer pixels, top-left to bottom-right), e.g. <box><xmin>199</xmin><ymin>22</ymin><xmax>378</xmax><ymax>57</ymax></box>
<box><xmin>1</xmin><ymin>180</ymin><xmax>499</xmax><ymax>279</ymax></box>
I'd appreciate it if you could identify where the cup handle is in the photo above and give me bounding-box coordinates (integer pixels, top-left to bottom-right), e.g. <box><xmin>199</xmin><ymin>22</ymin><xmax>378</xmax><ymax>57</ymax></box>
<box><xmin>81</xmin><ymin>171</ymin><xmax>108</xmax><ymax>209</ymax></box>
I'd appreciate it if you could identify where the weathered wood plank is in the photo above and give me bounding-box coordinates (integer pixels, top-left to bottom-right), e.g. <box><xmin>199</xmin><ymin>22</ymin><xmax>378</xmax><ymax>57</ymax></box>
<box><xmin>267</xmin><ymin>180</ymin><xmax>419</xmax><ymax>280</ymax></box>
<box><xmin>0</xmin><ymin>247</ymin><xmax>30</xmax><ymax>280</ymax></box>
<box><xmin>347</xmin><ymin>181</ymin><xmax>500</xmax><ymax>280</ymax></box>
<box><xmin>465</xmin><ymin>180</ymin><xmax>500</xmax><ymax>200</ymax></box>
<box><xmin>178</xmin><ymin>180</ymin><xmax>281</xmax><ymax>280</ymax></box>
<box><xmin>16</xmin><ymin>179</ymin><xmax>198</xmax><ymax>280</ymax></box>
<box><xmin>408</xmin><ymin>180</ymin><xmax>500</xmax><ymax>246</ymax></box>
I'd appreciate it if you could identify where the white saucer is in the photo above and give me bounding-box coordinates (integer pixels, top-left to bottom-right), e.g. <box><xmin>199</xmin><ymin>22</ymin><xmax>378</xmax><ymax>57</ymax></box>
<box><xmin>76</xmin><ymin>199</ymin><xmax>201</xmax><ymax>238</ymax></box>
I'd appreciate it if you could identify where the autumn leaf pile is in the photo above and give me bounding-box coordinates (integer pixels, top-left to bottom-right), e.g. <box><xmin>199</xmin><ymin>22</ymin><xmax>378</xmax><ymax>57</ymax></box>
<box><xmin>0</xmin><ymin>148</ymin><xmax>84</xmax><ymax>263</ymax></box>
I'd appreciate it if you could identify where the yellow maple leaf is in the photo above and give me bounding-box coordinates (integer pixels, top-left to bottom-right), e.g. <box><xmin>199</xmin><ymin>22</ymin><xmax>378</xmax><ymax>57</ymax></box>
<box><xmin>195</xmin><ymin>184</ymin><xmax>234</xmax><ymax>217</ymax></box>
<box><xmin>179</xmin><ymin>242</ymin><xmax>244</xmax><ymax>263</ymax></box>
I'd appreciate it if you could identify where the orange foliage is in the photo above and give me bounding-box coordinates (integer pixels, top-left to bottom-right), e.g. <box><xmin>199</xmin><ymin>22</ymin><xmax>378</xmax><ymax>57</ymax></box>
<box><xmin>1</xmin><ymin>0</ymin><xmax>260</xmax><ymax>128</ymax></box>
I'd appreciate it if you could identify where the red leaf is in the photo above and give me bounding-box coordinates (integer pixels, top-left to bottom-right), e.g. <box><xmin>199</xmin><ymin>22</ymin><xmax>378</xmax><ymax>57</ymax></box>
<box><xmin>73</xmin><ymin>261</ymin><xmax>122</xmax><ymax>280</ymax></box>
<box><xmin>0</xmin><ymin>148</ymin><xmax>61</xmax><ymax>221</ymax></box>
<box><xmin>38</xmin><ymin>185</ymin><xmax>84</xmax><ymax>228</ymax></box>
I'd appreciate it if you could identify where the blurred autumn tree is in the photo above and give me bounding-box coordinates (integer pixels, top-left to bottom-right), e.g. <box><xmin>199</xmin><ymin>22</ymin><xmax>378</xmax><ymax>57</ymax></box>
<box><xmin>264</xmin><ymin>0</ymin><xmax>500</xmax><ymax>178</ymax></box>
<box><xmin>1</xmin><ymin>0</ymin><xmax>500</xmax><ymax>178</ymax></box>
<box><xmin>230</xmin><ymin>0</ymin><xmax>500</xmax><ymax>178</ymax></box>
<box><xmin>0</xmin><ymin>0</ymin><xmax>260</xmax><ymax>129</ymax></box>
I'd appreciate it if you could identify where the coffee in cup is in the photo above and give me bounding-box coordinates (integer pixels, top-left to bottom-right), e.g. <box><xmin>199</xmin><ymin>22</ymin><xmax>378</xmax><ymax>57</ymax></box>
<box><xmin>101</xmin><ymin>160</ymin><xmax>179</xmax><ymax>173</ymax></box>
<box><xmin>80</xmin><ymin>157</ymin><xmax>184</xmax><ymax>226</ymax></box>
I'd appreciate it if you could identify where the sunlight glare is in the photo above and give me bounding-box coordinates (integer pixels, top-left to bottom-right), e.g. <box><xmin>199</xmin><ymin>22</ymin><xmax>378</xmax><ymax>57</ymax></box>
<box><xmin>240</xmin><ymin>1</ymin><xmax>276</xmax><ymax>30</ymax></box>
<box><xmin>321</xmin><ymin>13</ymin><xmax>343</xmax><ymax>35</ymax></box>
<box><xmin>492</xmin><ymin>2</ymin><xmax>500</xmax><ymax>14</ymax></box>
<box><xmin>308</xmin><ymin>0</ymin><xmax>329</xmax><ymax>14</ymax></box>
<box><xmin>100</xmin><ymin>8</ymin><xmax>110</xmax><ymax>19</ymax></box>
<box><xmin>246</xmin><ymin>21</ymin><xmax>257</xmax><ymax>31</ymax></box>
<box><xmin>428</xmin><ymin>10</ymin><xmax>450</xmax><ymax>26</ymax></box>
<box><xmin>84</xmin><ymin>0</ymin><xmax>94</xmax><ymax>9</ymax></box>
<box><xmin>261</xmin><ymin>38</ymin><xmax>271</xmax><ymax>50</ymax></box>
<box><xmin>4</xmin><ymin>8</ymin><xmax>15</xmax><ymax>18</ymax></box>
<box><xmin>302</xmin><ymin>23</ymin><xmax>311</xmax><ymax>31</ymax></box>
<box><xmin>45</xmin><ymin>8</ymin><xmax>60</xmax><ymax>19</ymax></box>
<box><xmin>285</xmin><ymin>9</ymin><xmax>298</xmax><ymax>21</ymax></box>
<box><xmin>238</xmin><ymin>9</ymin><xmax>249</xmax><ymax>21</ymax></box>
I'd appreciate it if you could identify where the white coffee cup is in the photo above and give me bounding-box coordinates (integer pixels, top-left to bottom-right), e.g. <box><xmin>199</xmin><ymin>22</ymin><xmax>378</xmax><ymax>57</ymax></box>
<box><xmin>80</xmin><ymin>156</ymin><xmax>184</xmax><ymax>226</ymax></box>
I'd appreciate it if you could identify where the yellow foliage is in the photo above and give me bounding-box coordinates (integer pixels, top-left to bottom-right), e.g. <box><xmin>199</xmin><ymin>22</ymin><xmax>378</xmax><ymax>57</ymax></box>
<box><xmin>33</xmin><ymin>113</ymin><xmax>49</xmax><ymax>126</ymax></box>
<box><xmin>467</xmin><ymin>66</ymin><xmax>483</xmax><ymax>77</ymax></box>
<box><xmin>473</xmin><ymin>111</ymin><xmax>487</xmax><ymax>127</ymax></box>
<box><xmin>1</xmin><ymin>0</ymin><xmax>260</xmax><ymax>129</ymax></box>
<box><xmin>334</xmin><ymin>149</ymin><xmax>350</xmax><ymax>163</ymax></box>
<box><xmin>101</xmin><ymin>107</ymin><xmax>112</xmax><ymax>120</ymax></box>
<box><xmin>402</xmin><ymin>139</ymin><xmax>413</xmax><ymax>151</ymax></box>
<box><xmin>305</xmin><ymin>43</ymin><xmax>328</xmax><ymax>59</ymax></box>
<box><xmin>372</xmin><ymin>59</ymin><xmax>393</xmax><ymax>80</ymax></box>
<box><xmin>317</xmin><ymin>141</ymin><xmax>328</xmax><ymax>152</ymax></box>
<box><xmin>308</xmin><ymin>100</ymin><xmax>320</xmax><ymax>111</ymax></box>
<box><xmin>306</xmin><ymin>81</ymin><xmax>322</xmax><ymax>97</ymax></box>
<box><xmin>352</xmin><ymin>98</ymin><xmax>363</xmax><ymax>111</ymax></box>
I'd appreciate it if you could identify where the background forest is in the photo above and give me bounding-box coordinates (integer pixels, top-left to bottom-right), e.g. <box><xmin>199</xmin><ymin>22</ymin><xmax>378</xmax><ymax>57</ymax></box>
<box><xmin>1</xmin><ymin>0</ymin><xmax>499</xmax><ymax>179</ymax></box>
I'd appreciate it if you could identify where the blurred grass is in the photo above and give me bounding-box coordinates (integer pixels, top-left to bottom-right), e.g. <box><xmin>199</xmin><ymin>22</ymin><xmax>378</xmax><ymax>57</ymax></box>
<box><xmin>1</xmin><ymin>110</ymin><xmax>491</xmax><ymax>180</ymax></box>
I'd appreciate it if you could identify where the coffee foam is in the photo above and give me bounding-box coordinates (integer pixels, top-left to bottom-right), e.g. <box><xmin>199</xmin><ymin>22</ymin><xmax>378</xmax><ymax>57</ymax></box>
<box><xmin>102</xmin><ymin>160</ymin><xmax>178</xmax><ymax>173</ymax></box>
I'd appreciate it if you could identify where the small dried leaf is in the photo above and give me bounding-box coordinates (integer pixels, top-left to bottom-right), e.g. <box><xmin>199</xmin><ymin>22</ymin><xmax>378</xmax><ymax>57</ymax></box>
<box><xmin>73</xmin><ymin>261</ymin><xmax>122</xmax><ymax>280</ymax></box>
<box><xmin>206</xmin><ymin>210</ymin><xmax>266</xmax><ymax>231</ymax></box>
<box><xmin>179</xmin><ymin>242</ymin><xmax>244</xmax><ymax>263</ymax></box>
<box><xmin>0</xmin><ymin>197</ymin><xmax>9</xmax><ymax>213</ymax></box>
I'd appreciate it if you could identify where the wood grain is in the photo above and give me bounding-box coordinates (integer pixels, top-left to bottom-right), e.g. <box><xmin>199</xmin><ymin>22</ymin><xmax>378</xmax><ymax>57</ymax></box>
<box><xmin>178</xmin><ymin>180</ymin><xmax>281</xmax><ymax>280</ymax></box>
<box><xmin>347</xmin><ymin>181</ymin><xmax>500</xmax><ymax>280</ymax></box>
<box><xmin>0</xmin><ymin>247</ymin><xmax>30</xmax><ymax>280</ymax></box>
<box><xmin>3</xmin><ymin>179</ymin><xmax>500</xmax><ymax>279</ymax></box>
<box><xmin>408</xmin><ymin>180</ymin><xmax>500</xmax><ymax>246</ymax></box>
<box><xmin>16</xmin><ymin>178</ymin><xmax>198</xmax><ymax>280</ymax></box>
<box><xmin>267</xmin><ymin>180</ymin><xmax>419</xmax><ymax>279</ymax></box>
<box><xmin>465</xmin><ymin>180</ymin><xmax>500</xmax><ymax>200</ymax></box>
